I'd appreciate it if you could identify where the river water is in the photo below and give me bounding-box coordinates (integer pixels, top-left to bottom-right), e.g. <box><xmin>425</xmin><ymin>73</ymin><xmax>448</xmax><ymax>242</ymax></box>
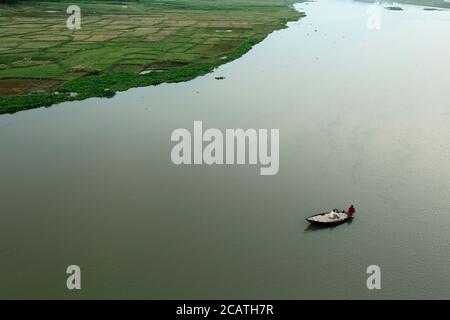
<box><xmin>1</xmin><ymin>0</ymin><xmax>450</xmax><ymax>299</ymax></box>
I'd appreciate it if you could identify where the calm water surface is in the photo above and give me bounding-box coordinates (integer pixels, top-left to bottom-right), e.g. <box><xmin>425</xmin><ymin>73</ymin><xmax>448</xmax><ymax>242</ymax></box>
<box><xmin>1</xmin><ymin>0</ymin><xmax>450</xmax><ymax>298</ymax></box>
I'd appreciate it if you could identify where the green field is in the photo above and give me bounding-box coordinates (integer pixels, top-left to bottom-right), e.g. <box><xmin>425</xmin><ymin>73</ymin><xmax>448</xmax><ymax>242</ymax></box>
<box><xmin>395</xmin><ymin>0</ymin><xmax>450</xmax><ymax>8</ymax></box>
<box><xmin>0</xmin><ymin>0</ymin><xmax>303</xmax><ymax>114</ymax></box>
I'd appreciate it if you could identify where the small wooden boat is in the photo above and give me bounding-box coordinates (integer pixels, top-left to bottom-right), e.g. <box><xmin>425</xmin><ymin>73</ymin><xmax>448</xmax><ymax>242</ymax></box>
<box><xmin>306</xmin><ymin>210</ymin><xmax>352</xmax><ymax>225</ymax></box>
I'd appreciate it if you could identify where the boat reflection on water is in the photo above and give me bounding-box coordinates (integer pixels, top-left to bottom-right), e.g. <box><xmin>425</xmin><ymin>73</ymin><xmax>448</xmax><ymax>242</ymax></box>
<box><xmin>304</xmin><ymin>217</ymin><xmax>354</xmax><ymax>233</ymax></box>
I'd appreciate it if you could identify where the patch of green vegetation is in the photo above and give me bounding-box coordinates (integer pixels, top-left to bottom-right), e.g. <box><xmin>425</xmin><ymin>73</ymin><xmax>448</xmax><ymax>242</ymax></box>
<box><xmin>384</xmin><ymin>6</ymin><xmax>404</xmax><ymax>11</ymax></box>
<box><xmin>405</xmin><ymin>0</ymin><xmax>450</xmax><ymax>8</ymax></box>
<box><xmin>0</xmin><ymin>0</ymin><xmax>304</xmax><ymax>114</ymax></box>
<box><xmin>0</xmin><ymin>63</ymin><xmax>64</xmax><ymax>78</ymax></box>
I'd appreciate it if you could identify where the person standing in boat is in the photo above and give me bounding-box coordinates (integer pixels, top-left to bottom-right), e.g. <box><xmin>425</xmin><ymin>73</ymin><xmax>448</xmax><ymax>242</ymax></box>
<box><xmin>347</xmin><ymin>205</ymin><xmax>355</xmax><ymax>217</ymax></box>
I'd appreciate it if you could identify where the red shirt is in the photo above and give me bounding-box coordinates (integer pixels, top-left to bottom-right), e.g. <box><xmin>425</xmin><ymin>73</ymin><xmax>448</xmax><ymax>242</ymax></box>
<box><xmin>348</xmin><ymin>206</ymin><xmax>355</xmax><ymax>214</ymax></box>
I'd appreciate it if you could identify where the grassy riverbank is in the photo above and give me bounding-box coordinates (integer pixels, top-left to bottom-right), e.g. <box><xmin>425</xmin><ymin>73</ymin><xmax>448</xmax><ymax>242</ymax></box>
<box><xmin>397</xmin><ymin>0</ymin><xmax>450</xmax><ymax>8</ymax></box>
<box><xmin>0</xmin><ymin>0</ymin><xmax>303</xmax><ymax>114</ymax></box>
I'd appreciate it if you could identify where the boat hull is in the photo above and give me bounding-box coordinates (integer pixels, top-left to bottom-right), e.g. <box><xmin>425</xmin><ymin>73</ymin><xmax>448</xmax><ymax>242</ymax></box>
<box><xmin>305</xmin><ymin>211</ymin><xmax>352</xmax><ymax>225</ymax></box>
